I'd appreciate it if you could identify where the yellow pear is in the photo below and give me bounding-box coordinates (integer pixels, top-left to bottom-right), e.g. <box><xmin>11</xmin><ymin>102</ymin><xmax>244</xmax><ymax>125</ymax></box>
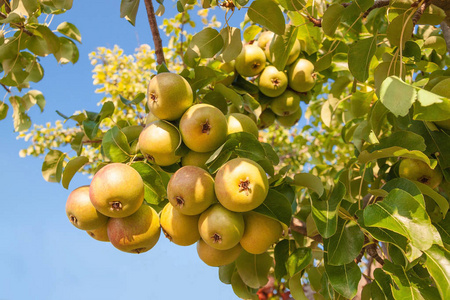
<box><xmin>240</xmin><ymin>212</ymin><xmax>283</xmax><ymax>254</ymax></box>
<box><xmin>160</xmin><ymin>203</ymin><xmax>200</xmax><ymax>246</ymax></box>
<box><xmin>197</xmin><ymin>239</ymin><xmax>242</xmax><ymax>267</ymax></box>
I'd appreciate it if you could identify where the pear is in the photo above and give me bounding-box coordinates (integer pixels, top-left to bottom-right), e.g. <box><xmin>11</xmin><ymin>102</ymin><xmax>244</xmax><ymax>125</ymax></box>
<box><xmin>288</xmin><ymin>58</ymin><xmax>316</xmax><ymax>92</ymax></box>
<box><xmin>226</xmin><ymin>113</ymin><xmax>259</xmax><ymax>138</ymax></box>
<box><xmin>167</xmin><ymin>166</ymin><xmax>216</xmax><ymax>215</ymax></box>
<box><xmin>181</xmin><ymin>150</ymin><xmax>214</xmax><ymax>170</ymax></box>
<box><xmin>235</xmin><ymin>44</ymin><xmax>266</xmax><ymax>77</ymax></box>
<box><xmin>107</xmin><ymin>204</ymin><xmax>161</xmax><ymax>254</ymax></box>
<box><xmin>258</xmin><ymin>66</ymin><xmax>288</xmax><ymax>97</ymax></box>
<box><xmin>66</xmin><ymin>185</ymin><xmax>108</xmax><ymax>230</ymax></box>
<box><xmin>198</xmin><ymin>204</ymin><xmax>244</xmax><ymax>250</ymax></box>
<box><xmin>160</xmin><ymin>203</ymin><xmax>200</xmax><ymax>246</ymax></box>
<box><xmin>138</xmin><ymin>120</ymin><xmax>181</xmax><ymax>166</ymax></box>
<box><xmin>215</xmin><ymin>158</ymin><xmax>269</xmax><ymax>212</ymax></box>
<box><xmin>399</xmin><ymin>158</ymin><xmax>442</xmax><ymax>189</ymax></box>
<box><xmin>257</xmin><ymin>109</ymin><xmax>276</xmax><ymax>129</ymax></box>
<box><xmin>89</xmin><ymin>163</ymin><xmax>144</xmax><ymax>218</ymax></box>
<box><xmin>86</xmin><ymin>224</ymin><xmax>110</xmax><ymax>242</ymax></box>
<box><xmin>179</xmin><ymin>104</ymin><xmax>228</xmax><ymax>153</ymax></box>
<box><xmin>270</xmin><ymin>90</ymin><xmax>301</xmax><ymax>116</ymax></box>
<box><xmin>147</xmin><ymin>72</ymin><xmax>193</xmax><ymax>121</ymax></box>
<box><xmin>431</xmin><ymin>78</ymin><xmax>450</xmax><ymax>130</ymax></box>
<box><xmin>276</xmin><ymin>107</ymin><xmax>302</xmax><ymax>128</ymax></box>
<box><xmin>257</xmin><ymin>31</ymin><xmax>274</xmax><ymax>50</ymax></box>
<box><xmin>286</xmin><ymin>39</ymin><xmax>301</xmax><ymax>65</ymax></box>
<box><xmin>240</xmin><ymin>212</ymin><xmax>282</xmax><ymax>254</ymax></box>
<box><xmin>197</xmin><ymin>239</ymin><xmax>242</xmax><ymax>267</ymax></box>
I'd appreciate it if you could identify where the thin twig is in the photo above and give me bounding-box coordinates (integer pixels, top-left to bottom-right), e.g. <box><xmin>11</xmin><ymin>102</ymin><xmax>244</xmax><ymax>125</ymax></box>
<box><xmin>1</xmin><ymin>83</ymin><xmax>10</xmax><ymax>93</ymax></box>
<box><xmin>412</xmin><ymin>0</ymin><xmax>431</xmax><ymax>25</ymax></box>
<box><xmin>143</xmin><ymin>0</ymin><xmax>166</xmax><ymax>65</ymax></box>
<box><xmin>0</xmin><ymin>11</ymin><xmax>34</xmax><ymax>36</ymax></box>
<box><xmin>363</xmin><ymin>0</ymin><xmax>390</xmax><ymax>18</ymax></box>
<box><xmin>290</xmin><ymin>218</ymin><xmax>323</xmax><ymax>243</ymax></box>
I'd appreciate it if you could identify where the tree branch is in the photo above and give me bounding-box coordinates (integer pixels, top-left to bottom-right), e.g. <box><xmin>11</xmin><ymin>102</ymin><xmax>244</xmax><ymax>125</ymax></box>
<box><xmin>412</xmin><ymin>0</ymin><xmax>431</xmax><ymax>25</ymax></box>
<box><xmin>363</xmin><ymin>0</ymin><xmax>390</xmax><ymax>18</ymax></box>
<box><xmin>1</xmin><ymin>83</ymin><xmax>11</xmax><ymax>93</ymax></box>
<box><xmin>441</xmin><ymin>21</ymin><xmax>450</xmax><ymax>53</ymax></box>
<box><xmin>290</xmin><ymin>217</ymin><xmax>323</xmax><ymax>243</ymax></box>
<box><xmin>0</xmin><ymin>11</ymin><xmax>34</xmax><ymax>36</ymax></box>
<box><xmin>143</xmin><ymin>0</ymin><xmax>165</xmax><ymax>65</ymax></box>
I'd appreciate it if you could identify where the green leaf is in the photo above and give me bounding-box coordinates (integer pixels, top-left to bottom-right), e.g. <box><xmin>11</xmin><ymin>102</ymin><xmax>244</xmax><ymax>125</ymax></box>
<box><xmin>292</xmin><ymin>173</ymin><xmax>324</xmax><ymax>197</ymax></box>
<box><xmin>322</xmin><ymin>4</ymin><xmax>344</xmax><ymax>37</ymax></box>
<box><xmin>296</xmin><ymin>20</ymin><xmax>322</xmax><ymax>55</ymax></box>
<box><xmin>236</xmin><ymin>251</ymin><xmax>273</xmax><ymax>289</ymax></box>
<box><xmin>310</xmin><ymin>181</ymin><xmax>346</xmax><ymax>238</ymax></box>
<box><xmin>54</xmin><ymin>36</ymin><xmax>79</xmax><ymax>64</ymax></box>
<box><xmin>61</xmin><ymin>156</ymin><xmax>88</xmax><ymax>189</ymax></box>
<box><xmin>348</xmin><ymin>35</ymin><xmax>377</xmax><ymax>82</ymax></box>
<box><xmin>382</xmin><ymin>261</ymin><xmax>425</xmax><ymax>299</ymax></box>
<box><xmin>267</xmin><ymin>25</ymin><xmax>298</xmax><ymax>71</ymax></box>
<box><xmin>380</xmin><ymin>76</ymin><xmax>417</xmax><ymax>117</ymax></box>
<box><xmin>423</xmin><ymin>36</ymin><xmax>447</xmax><ymax>55</ymax></box>
<box><xmin>413</xmin><ymin>88</ymin><xmax>450</xmax><ymax>121</ymax></box>
<box><xmin>190</xmin><ymin>66</ymin><xmax>217</xmax><ymax>92</ymax></box>
<box><xmin>0</xmin><ymin>37</ymin><xmax>20</xmax><ymax>61</ymax></box>
<box><xmin>0</xmin><ymin>102</ymin><xmax>8</xmax><ymax>120</ymax></box>
<box><xmin>9</xmin><ymin>96</ymin><xmax>31</xmax><ymax>132</ymax></box>
<box><xmin>414</xmin><ymin>181</ymin><xmax>449</xmax><ymax>218</ymax></box>
<box><xmin>248</xmin><ymin>0</ymin><xmax>285</xmax><ymax>35</ymax></box>
<box><xmin>219</xmin><ymin>27</ymin><xmax>242</xmax><ymax>62</ymax></box>
<box><xmin>214</xmin><ymin>83</ymin><xmax>243</xmax><ymax>111</ymax></box>
<box><xmin>219</xmin><ymin>262</ymin><xmax>235</xmax><ymax>285</ymax></box>
<box><xmin>382</xmin><ymin>178</ymin><xmax>424</xmax><ymax>205</ymax></box>
<box><xmin>387</xmin><ymin>13</ymin><xmax>414</xmax><ymax>47</ymax></box>
<box><xmin>424</xmin><ymin>245</ymin><xmax>450</xmax><ymax>300</ymax></box>
<box><xmin>364</xmin><ymin>189</ymin><xmax>438</xmax><ymax>251</ymax></box>
<box><xmin>243</xmin><ymin>25</ymin><xmax>261</xmax><ymax>42</ymax></box>
<box><xmin>434</xmin><ymin>216</ymin><xmax>450</xmax><ymax>250</ymax></box>
<box><xmin>56</xmin><ymin>22</ymin><xmax>81</xmax><ymax>43</ymax></box>
<box><xmin>131</xmin><ymin>161</ymin><xmax>166</xmax><ymax>205</ymax></box>
<box><xmin>274</xmin><ymin>239</ymin><xmax>296</xmax><ymax>280</ymax></box>
<box><xmin>119</xmin><ymin>93</ymin><xmax>146</xmax><ymax>106</ymax></box>
<box><xmin>325</xmin><ymin>219</ymin><xmax>364</xmax><ymax>265</ymax></box>
<box><xmin>35</xmin><ymin>25</ymin><xmax>60</xmax><ymax>54</ymax></box>
<box><xmin>102</xmin><ymin>126</ymin><xmax>131</xmax><ymax>162</ymax></box>
<box><xmin>42</xmin><ymin>150</ymin><xmax>66</xmax><ymax>183</ymax></box>
<box><xmin>325</xmin><ymin>261</ymin><xmax>361</xmax><ymax>299</ymax></box>
<box><xmin>350</xmin><ymin>91</ymin><xmax>374</xmax><ymax>118</ymax></box>
<box><xmin>23</xmin><ymin>90</ymin><xmax>45</xmax><ymax>113</ymax></box>
<box><xmin>369</xmin><ymin>131</ymin><xmax>426</xmax><ymax>152</ymax></box>
<box><xmin>289</xmin><ymin>273</ymin><xmax>308</xmax><ymax>300</ymax></box>
<box><xmin>253</xmin><ymin>189</ymin><xmax>292</xmax><ymax>226</ymax></box>
<box><xmin>231</xmin><ymin>271</ymin><xmax>256</xmax><ymax>299</ymax></box>
<box><xmin>70</xmin><ymin>132</ymin><xmax>84</xmax><ymax>156</ymax></box>
<box><xmin>120</xmin><ymin>0</ymin><xmax>140</xmax><ymax>25</ymax></box>
<box><xmin>358</xmin><ymin>146</ymin><xmax>434</xmax><ymax>166</ymax></box>
<box><xmin>286</xmin><ymin>247</ymin><xmax>312</xmax><ymax>277</ymax></box>
<box><xmin>11</xmin><ymin>0</ymin><xmax>38</xmax><ymax>16</ymax></box>
<box><xmin>277</xmin><ymin>0</ymin><xmax>305</xmax><ymax>11</ymax></box>
<box><xmin>189</xmin><ymin>28</ymin><xmax>224</xmax><ymax>59</ymax></box>
<box><xmin>372</xmin><ymin>269</ymin><xmax>394</xmax><ymax>299</ymax></box>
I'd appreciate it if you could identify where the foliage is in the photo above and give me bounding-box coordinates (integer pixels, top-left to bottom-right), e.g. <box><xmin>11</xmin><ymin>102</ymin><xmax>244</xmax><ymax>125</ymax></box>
<box><xmin>8</xmin><ymin>0</ymin><xmax>450</xmax><ymax>299</ymax></box>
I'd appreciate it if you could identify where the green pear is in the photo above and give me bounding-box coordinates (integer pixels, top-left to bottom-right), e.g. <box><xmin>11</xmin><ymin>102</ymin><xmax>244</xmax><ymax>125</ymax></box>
<box><xmin>179</xmin><ymin>104</ymin><xmax>228</xmax><ymax>153</ymax></box>
<box><xmin>235</xmin><ymin>44</ymin><xmax>266</xmax><ymax>77</ymax></box>
<box><xmin>138</xmin><ymin>120</ymin><xmax>181</xmax><ymax>166</ymax></box>
<box><xmin>276</xmin><ymin>107</ymin><xmax>302</xmax><ymax>128</ymax></box>
<box><xmin>430</xmin><ymin>78</ymin><xmax>450</xmax><ymax>130</ymax></box>
<box><xmin>147</xmin><ymin>72</ymin><xmax>193</xmax><ymax>121</ymax></box>
<box><xmin>198</xmin><ymin>204</ymin><xmax>244</xmax><ymax>250</ymax></box>
<box><xmin>258</xmin><ymin>66</ymin><xmax>288</xmax><ymax>97</ymax></box>
<box><xmin>226</xmin><ymin>113</ymin><xmax>259</xmax><ymax>138</ymax></box>
<box><xmin>257</xmin><ymin>109</ymin><xmax>276</xmax><ymax>129</ymax></box>
<box><xmin>270</xmin><ymin>90</ymin><xmax>301</xmax><ymax>116</ymax></box>
<box><xmin>257</xmin><ymin>31</ymin><xmax>274</xmax><ymax>50</ymax></box>
<box><xmin>288</xmin><ymin>58</ymin><xmax>316</xmax><ymax>92</ymax></box>
<box><xmin>286</xmin><ymin>39</ymin><xmax>301</xmax><ymax>65</ymax></box>
<box><xmin>399</xmin><ymin>158</ymin><xmax>442</xmax><ymax>189</ymax></box>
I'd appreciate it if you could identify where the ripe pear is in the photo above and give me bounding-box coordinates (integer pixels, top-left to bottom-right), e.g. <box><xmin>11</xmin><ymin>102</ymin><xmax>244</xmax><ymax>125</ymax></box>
<box><xmin>288</xmin><ymin>58</ymin><xmax>316</xmax><ymax>92</ymax></box>
<box><xmin>138</xmin><ymin>120</ymin><xmax>181</xmax><ymax>166</ymax></box>
<box><xmin>258</xmin><ymin>66</ymin><xmax>288</xmax><ymax>97</ymax></box>
<box><xmin>107</xmin><ymin>204</ymin><xmax>161</xmax><ymax>254</ymax></box>
<box><xmin>270</xmin><ymin>90</ymin><xmax>301</xmax><ymax>116</ymax></box>
<box><xmin>65</xmin><ymin>185</ymin><xmax>109</xmax><ymax>231</ymax></box>
<box><xmin>226</xmin><ymin>113</ymin><xmax>259</xmax><ymax>138</ymax></box>
<box><xmin>167</xmin><ymin>166</ymin><xmax>215</xmax><ymax>215</ymax></box>
<box><xmin>86</xmin><ymin>223</ymin><xmax>110</xmax><ymax>242</ymax></box>
<box><xmin>240</xmin><ymin>212</ymin><xmax>282</xmax><ymax>254</ymax></box>
<box><xmin>276</xmin><ymin>107</ymin><xmax>302</xmax><ymax>128</ymax></box>
<box><xmin>147</xmin><ymin>72</ymin><xmax>193</xmax><ymax>121</ymax></box>
<box><xmin>181</xmin><ymin>150</ymin><xmax>214</xmax><ymax>170</ymax></box>
<box><xmin>286</xmin><ymin>39</ymin><xmax>301</xmax><ymax>65</ymax></box>
<box><xmin>90</xmin><ymin>163</ymin><xmax>144</xmax><ymax>218</ymax></box>
<box><xmin>179</xmin><ymin>104</ymin><xmax>228</xmax><ymax>153</ymax></box>
<box><xmin>399</xmin><ymin>158</ymin><xmax>442</xmax><ymax>189</ymax></box>
<box><xmin>215</xmin><ymin>158</ymin><xmax>269</xmax><ymax>212</ymax></box>
<box><xmin>431</xmin><ymin>78</ymin><xmax>450</xmax><ymax>130</ymax></box>
<box><xmin>257</xmin><ymin>109</ymin><xmax>276</xmax><ymax>129</ymax></box>
<box><xmin>257</xmin><ymin>31</ymin><xmax>274</xmax><ymax>50</ymax></box>
<box><xmin>235</xmin><ymin>44</ymin><xmax>266</xmax><ymax>77</ymax></box>
<box><xmin>160</xmin><ymin>203</ymin><xmax>200</xmax><ymax>246</ymax></box>
<box><xmin>198</xmin><ymin>204</ymin><xmax>245</xmax><ymax>250</ymax></box>
<box><xmin>197</xmin><ymin>239</ymin><xmax>242</xmax><ymax>267</ymax></box>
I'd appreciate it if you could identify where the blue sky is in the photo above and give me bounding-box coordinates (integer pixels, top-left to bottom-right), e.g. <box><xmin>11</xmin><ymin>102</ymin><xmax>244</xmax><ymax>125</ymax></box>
<box><xmin>0</xmin><ymin>1</ymin><xmax>242</xmax><ymax>299</ymax></box>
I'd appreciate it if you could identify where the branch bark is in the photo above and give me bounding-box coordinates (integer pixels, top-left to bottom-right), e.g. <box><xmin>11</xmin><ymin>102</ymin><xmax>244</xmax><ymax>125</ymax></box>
<box><xmin>441</xmin><ymin>21</ymin><xmax>450</xmax><ymax>54</ymax></box>
<box><xmin>143</xmin><ymin>0</ymin><xmax>166</xmax><ymax>65</ymax></box>
<box><xmin>290</xmin><ymin>217</ymin><xmax>323</xmax><ymax>243</ymax></box>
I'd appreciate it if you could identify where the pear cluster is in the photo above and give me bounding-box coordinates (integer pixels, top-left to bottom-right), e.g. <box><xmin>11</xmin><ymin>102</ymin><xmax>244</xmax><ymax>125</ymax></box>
<box><xmin>65</xmin><ymin>163</ymin><xmax>161</xmax><ymax>254</ymax></box>
<box><xmin>224</xmin><ymin>31</ymin><xmax>316</xmax><ymax>130</ymax></box>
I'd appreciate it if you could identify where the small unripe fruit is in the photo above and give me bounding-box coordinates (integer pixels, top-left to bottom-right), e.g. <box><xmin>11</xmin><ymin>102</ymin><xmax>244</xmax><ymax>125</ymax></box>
<box><xmin>167</xmin><ymin>166</ymin><xmax>216</xmax><ymax>215</ymax></box>
<box><xmin>270</xmin><ymin>90</ymin><xmax>301</xmax><ymax>116</ymax></box>
<box><xmin>226</xmin><ymin>113</ymin><xmax>259</xmax><ymax>138</ymax></box>
<box><xmin>107</xmin><ymin>204</ymin><xmax>161</xmax><ymax>254</ymax></box>
<box><xmin>90</xmin><ymin>163</ymin><xmax>144</xmax><ymax>218</ymax></box>
<box><xmin>235</xmin><ymin>44</ymin><xmax>266</xmax><ymax>77</ymax></box>
<box><xmin>198</xmin><ymin>204</ymin><xmax>245</xmax><ymax>250</ymax></box>
<box><xmin>399</xmin><ymin>158</ymin><xmax>442</xmax><ymax>189</ymax></box>
<box><xmin>215</xmin><ymin>158</ymin><xmax>269</xmax><ymax>212</ymax></box>
<box><xmin>197</xmin><ymin>239</ymin><xmax>242</xmax><ymax>267</ymax></box>
<box><xmin>160</xmin><ymin>203</ymin><xmax>200</xmax><ymax>246</ymax></box>
<box><xmin>258</xmin><ymin>66</ymin><xmax>288</xmax><ymax>98</ymax></box>
<box><xmin>147</xmin><ymin>73</ymin><xmax>193</xmax><ymax>121</ymax></box>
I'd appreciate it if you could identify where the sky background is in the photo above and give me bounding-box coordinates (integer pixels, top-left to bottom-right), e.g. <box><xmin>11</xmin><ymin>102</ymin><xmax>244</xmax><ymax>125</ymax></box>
<box><xmin>0</xmin><ymin>1</ymin><xmax>248</xmax><ymax>299</ymax></box>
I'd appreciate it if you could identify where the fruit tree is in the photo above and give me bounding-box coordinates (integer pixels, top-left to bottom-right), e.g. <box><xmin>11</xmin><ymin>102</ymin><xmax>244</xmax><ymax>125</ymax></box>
<box><xmin>2</xmin><ymin>0</ymin><xmax>450</xmax><ymax>299</ymax></box>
